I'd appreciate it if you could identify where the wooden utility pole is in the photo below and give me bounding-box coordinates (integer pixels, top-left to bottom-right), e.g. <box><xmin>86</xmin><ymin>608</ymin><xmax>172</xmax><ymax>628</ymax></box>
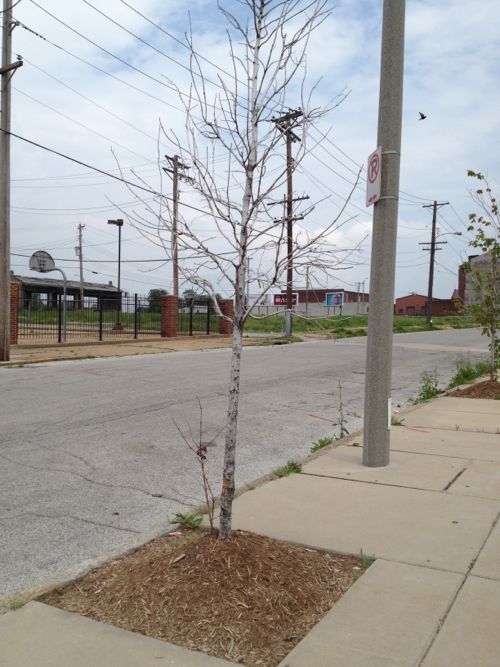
<box><xmin>421</xmin><ymin>201</ymin><xmax>450</xmax><ymax>325</ymax></box>
<box><xmin>0</xmin><ymin>1</ymin><xmax>22</xmax><ymax>360</ymax></box>
<box><xmin>77</xmin><ymin>223</ymin><xmax>85</xmax><ymax>310</ymax></box>
<box><xmin>164</xmin><ymin>155</ymin><xmax>190</xmax><ymax>297</ymax></box>
<box><xmin>271</xmin><ymin>109</ymin><xmax>304</xmax><ymax>336</ymax></box>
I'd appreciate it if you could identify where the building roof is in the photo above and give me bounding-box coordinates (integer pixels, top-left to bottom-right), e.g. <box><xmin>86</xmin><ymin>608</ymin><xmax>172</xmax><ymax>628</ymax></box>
<box><xmin>11</xmin><ymin>274</ymin><xmax>121</xmax><ymax>294</ymax></box>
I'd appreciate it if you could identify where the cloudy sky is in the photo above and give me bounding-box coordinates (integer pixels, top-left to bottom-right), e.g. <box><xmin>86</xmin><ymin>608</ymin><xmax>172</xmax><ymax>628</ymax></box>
<box><xmin>6</xmin><ymin>0</ymin><xmax>499</xmax><ymax>301</ymax></box>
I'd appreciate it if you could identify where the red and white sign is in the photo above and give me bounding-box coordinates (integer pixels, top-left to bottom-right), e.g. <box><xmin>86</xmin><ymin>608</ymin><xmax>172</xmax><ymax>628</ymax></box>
<box><xmin>366</xmin><ymin>147</ymin><xmax>382</xmax><ymax>207</ymax></box>
<box><xmin>274</xmin><ymin>293</ymin><xmax>298</xmax><ymax>306</ymax></box>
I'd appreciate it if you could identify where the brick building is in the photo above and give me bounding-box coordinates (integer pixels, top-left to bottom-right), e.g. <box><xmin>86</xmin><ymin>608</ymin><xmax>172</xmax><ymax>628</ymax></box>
<box><xmin>394</xmin><ymin>293</ymin><xmax>458</xmax><ymax>317</ymax></box>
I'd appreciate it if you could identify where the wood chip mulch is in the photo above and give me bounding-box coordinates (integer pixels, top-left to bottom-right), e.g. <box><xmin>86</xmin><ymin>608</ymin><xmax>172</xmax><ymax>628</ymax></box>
<box><xmin>42</xmin><ymin>529</ymin><xmax>367</xmax><ymax>666</ymax></box>
<box><xmin>448</xmin><ymin>379</ymin><xmax>500</xmax><ymax>399</ymax></box>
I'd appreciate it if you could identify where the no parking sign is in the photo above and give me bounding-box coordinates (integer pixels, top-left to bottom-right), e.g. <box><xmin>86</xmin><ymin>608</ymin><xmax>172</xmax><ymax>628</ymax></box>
<box><xmin>366</xmin><ymin>147</ymin><xmax>382</xmax><ymax>207</ymax></box>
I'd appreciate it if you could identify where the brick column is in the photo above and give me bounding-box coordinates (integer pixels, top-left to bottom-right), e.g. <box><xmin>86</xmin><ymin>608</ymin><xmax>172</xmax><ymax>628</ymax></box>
<box><xmin>161</xmin><ymin>295</ymin><xmax>178</xmax><ymax>337</ymax></box>
<box><xmin>219</xmin><ymin>299</ymin><xmax>234</xmax><ymax>335</ymax></box>
<box><xmin>9</xmin><ymin>280</ymin><xmax>20</xmax><ymax>345</ymax></box>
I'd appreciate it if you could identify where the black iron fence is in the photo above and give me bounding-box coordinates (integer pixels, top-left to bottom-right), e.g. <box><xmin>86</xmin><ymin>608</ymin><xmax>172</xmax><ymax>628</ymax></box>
<box><xmin>18</xmin><ymin>294</ymin><xmax>162</xmax><ymax>342</ymax></box>
<box><xmin>178</xmin><ymin>298</ymin><xmax>219</xmax><ymax>336</ymax></box>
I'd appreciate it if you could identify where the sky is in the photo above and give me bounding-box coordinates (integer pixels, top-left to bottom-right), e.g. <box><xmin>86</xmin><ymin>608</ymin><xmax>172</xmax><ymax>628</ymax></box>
<box><xmin>5</xmin><ymin>0</ymin><xmax>500</xmax><ymax>301</ymax></box>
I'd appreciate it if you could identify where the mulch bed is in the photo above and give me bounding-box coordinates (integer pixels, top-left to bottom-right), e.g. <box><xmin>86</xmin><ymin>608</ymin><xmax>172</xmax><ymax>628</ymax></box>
<box><xmin>448</xmin><ymin>379</ymin><xmax>500</xmax><ymax>399</ymax></box>
<box><xmin>42</xmin><ymin>529</ymin><xmax>367</xmax><ymax>667</ymax></box>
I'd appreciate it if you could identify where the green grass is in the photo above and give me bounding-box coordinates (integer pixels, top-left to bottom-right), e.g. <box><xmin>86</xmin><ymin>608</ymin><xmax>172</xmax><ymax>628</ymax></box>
<box><xmin>391</xmin><ymin>415</ymin><xmax>405</xmax><ymax>426</ymax></box>
<box><xmin>447</xmin><ymin>357</ymin><xmax>492</xmax><ymax>389</ymax></box>
<box><xmin>244</xmin><ymin>314</ymin><xmax>479</xmax><ymax>338</ymax></box>
<box><xmin>171</xmin><ymin>511</ymin><xmax>203</xmax><ymax>529</ymax></box>
<box><xmin>273</xmin><ymin>460</ymin><xmax>302</xmax><ymax>478</ymax></box>
<box><xmin>310</xmin><ymin>436</ymin><xmax>334</xmax><ymax>453</ymax></box>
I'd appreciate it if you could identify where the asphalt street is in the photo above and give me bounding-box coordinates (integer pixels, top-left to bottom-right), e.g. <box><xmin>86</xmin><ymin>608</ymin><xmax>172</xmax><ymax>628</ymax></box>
<box><xmin>0</xmin><ymin>328</ymin><xmax>488</xmax><ymax>600</ymax></box>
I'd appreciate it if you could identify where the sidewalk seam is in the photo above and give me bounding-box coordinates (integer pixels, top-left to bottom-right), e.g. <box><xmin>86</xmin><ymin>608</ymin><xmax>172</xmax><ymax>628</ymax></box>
<box><xmin>417</xmin><ymin>509</ymin><xmax>500</xmax><ymax>666</ymax></box>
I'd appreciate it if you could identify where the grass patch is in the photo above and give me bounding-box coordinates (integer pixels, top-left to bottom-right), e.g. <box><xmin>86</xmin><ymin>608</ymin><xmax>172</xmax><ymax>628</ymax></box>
<box><xmin>171</xmin><ymin>511</ymin><xmax>203</xmax><ymax>529</ymax></box>
<box><xmin>6</xmin><ymin>596</ymin><xmax>27</xmax><ymax>610</ymax></box>
<box><xmin>448</xmin><ymin>357</ymin><xmax>492</xmax><ymax>389</ymax></box>
<box><xmin>244</xmin><ymin>314</ymin><xmax>478</xmax><ymax>338</ymax></box>
<box><xmin>273</xmin><ymin>460</ymin><xmax>302</xmax><ymax>478</ymax></box>
<box><xmin>391</xmin><ymin>415</ymin><xmax>405</xmax><ymax>426</ymax></box>
<box><xmin>310</xmin><ymin>436</ymin><xmax>334</xmax><ymax>453</ymax></box>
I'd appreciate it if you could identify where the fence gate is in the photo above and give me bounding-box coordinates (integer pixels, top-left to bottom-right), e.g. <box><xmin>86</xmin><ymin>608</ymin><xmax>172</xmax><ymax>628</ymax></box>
<box><xmin>178</xmin><ymin>298</ymin><xmax>218</xmax><ymax>336</ymax></box>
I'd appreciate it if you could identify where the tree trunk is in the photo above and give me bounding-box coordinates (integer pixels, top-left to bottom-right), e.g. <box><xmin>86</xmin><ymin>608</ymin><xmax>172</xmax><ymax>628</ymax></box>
<box><xmin>219</xmin><ymin>314</ymin><xmax>244</xmax><ymax>540</ymax></box>
<box><xmin>491</xmin><ymin>323</ymin><xmax>497</xmax><ymax>381</ymax></box>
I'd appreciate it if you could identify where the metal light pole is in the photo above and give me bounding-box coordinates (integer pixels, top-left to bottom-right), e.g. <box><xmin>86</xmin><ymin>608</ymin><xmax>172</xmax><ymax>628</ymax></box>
<box><xmin>108</xmin><ymin>218</ymin><xmax>123</xmax><ymax>328</ymax></box>
<box><xmin>363</xmin><ymin>0</ymin><xmax>406</xmax><ymax>468</ymax></box>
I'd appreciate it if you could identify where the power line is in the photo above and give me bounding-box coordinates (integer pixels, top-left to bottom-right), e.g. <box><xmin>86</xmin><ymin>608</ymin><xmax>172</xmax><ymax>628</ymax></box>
<box><xmin>118</xmin><ymin>0</ymin><xmax>234</xmax><ymax>81</ymax></box>
<box><xmin>14</xmin><ymin>87</ymin><xmax>152</xmax><ymax>162</ymax></box>
<box><xmin>28</xmin><ymin>1</ymin><xmax>179</xmax><ymax>97</ymax></box>
<box><xmin>21</xmin><ymin>56</ymin><xmax>163</xmax><ymax>147</ymax></box>
<box><xmin>14</xmin><ymin>18</ymin><xmax>188</xmax><ymax>115</ymax></box>
<box><xmin>11</xmin><ymin>252</ymin><xmax>169</xmax><ymax>263</ymax></box>
<box><xmin>80</xmin><ymin>0</ymin><xmax>223</xmax><ymax>94</ymax></box>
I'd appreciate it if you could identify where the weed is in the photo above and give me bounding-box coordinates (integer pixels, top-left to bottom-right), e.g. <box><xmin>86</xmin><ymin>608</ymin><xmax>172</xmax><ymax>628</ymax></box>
<box><xmin>6</xmin><ymin>597</ymin><xmax>26</xmax><ymax>610</ymax></box>
<box><xmin>352</xmin><ymin>549</ymin><xmax>375</xmax><ymax>579</ymax></box>
<box><xmin>335</xmin><ymin>381</ymin><xmax>350</xmax><ymax>440</ymax></box>
<box><xmin>310</xmin><ymin>436</ymin><xmax>334</xmax><ymax>453</ymax></box>
<box><xmin>273</xmin><ymin>460</ymin><xmax>302</xmax><ymax>478</ymax></box>
<box><xmin>391</xmin><ymin>415</ymin><xmax>405</xmax><ymax>426</ymax></box>
<box><xmin>447</xmin><ymin>356</ymin><xmax>491</xmax><ymax>388</ymax></box>
<box><xmin>412</xmin><ymin>369</ymin><xmax>442</xmax><ymax>404</ymax></box>
<box><xmin>171</xmin><ymin>511</ymin><xmax>203</xmax><ymax>529</ymax></box>
<box><xmin>358</xmin><ymin>548</ymin><xmax>375</xmax><ymax>569</ymax></box>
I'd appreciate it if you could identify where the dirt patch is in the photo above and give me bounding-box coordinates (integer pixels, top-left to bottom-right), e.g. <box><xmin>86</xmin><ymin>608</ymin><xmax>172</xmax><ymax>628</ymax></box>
<box><xmin>448</xmin><ymin>379</ymin><xmax>500</xmax><ymax>399</ymax></box>
<box><xmin>42</xmin><ymin>529</ymin><xmax>367</xmax><ymax>666</ymax></box>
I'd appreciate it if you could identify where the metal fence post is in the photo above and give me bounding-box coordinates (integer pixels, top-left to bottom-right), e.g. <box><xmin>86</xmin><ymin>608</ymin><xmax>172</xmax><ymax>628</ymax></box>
<box><xmin>189</xmin><ymin>299</ymin><xmax>194</xmax><ymax>336</ymax></box>
<box><xmin>206</xmin><ymin>301</ymin><xmax>210</xmax><ymax>335</ymax></box>
<box><xmin>98</xmin><ymin>298</ymin><xmax>103</xmax><ymax>341</ymax></box>
<box><xmin>134</xmin><ymin>293</ymin><xmax>138</xmax><ymax>339</ymax></box>
<box><xmin>57</xmin><ymin>294</ymin><xmax>62</xmax><ymax>344</ymax></box>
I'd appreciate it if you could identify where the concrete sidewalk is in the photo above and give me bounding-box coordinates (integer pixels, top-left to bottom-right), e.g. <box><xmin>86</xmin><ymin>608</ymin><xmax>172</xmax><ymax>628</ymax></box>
<box><xmin>1</xmin><ymin>394</ymin><xmax>499</xmax><ymax>666</ymax></box>
<box><xmin>0</xmin><ymin>336</ymin><xmax>234</xmax><ymax>366</ymax></box>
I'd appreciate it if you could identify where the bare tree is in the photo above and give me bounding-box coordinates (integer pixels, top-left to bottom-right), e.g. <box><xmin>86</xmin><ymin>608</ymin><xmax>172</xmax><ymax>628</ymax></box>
<box><xmin>121</xmin><ymin>0</ymin><xmax>360</xmax><ymax>539</ymax></box>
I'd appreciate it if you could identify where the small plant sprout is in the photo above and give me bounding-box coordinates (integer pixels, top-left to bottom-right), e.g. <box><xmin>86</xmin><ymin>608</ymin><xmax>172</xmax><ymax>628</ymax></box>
<box><xmin>412</xmin><ymin>368</ymin><xmax>442</xmax><ymax>404</ymax></box>
<box><xmin>273</xmin><ymin>460</ymin><xmax>302</xmax><ymax>478</ymax></box>
<box><xmin>335</xmin><ymin>381</ymin><xmax>350</xmax><ymax>440</ymax></box>
<box><xmin>172</xmin><ymin>398</ymin><xmax>223</xmax><ymax>533</ymax></box>
<box><xmin>391</xmin><ymin>415</ymin><xmax>405</xmax><ymax>427</ymax></box>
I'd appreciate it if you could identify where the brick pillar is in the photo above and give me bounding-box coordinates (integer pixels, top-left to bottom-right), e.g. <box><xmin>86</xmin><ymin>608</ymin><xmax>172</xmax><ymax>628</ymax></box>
<box><xmin>9</xmin><ymin>281</ymin><xmax>20</xmax><ymax>345</ymax></box>
<box><xmin>161</xmin><ymin>295</ymin><xmax>178</xmax><ymax>337</ymax></box>
<box><xmin>219</xmin><ymin>299</ymin><xmax>234</xmax><ymax>335</ymax></box>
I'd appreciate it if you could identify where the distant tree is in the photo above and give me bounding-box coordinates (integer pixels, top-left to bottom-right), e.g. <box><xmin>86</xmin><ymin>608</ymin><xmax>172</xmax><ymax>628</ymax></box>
<box><xmin>182</xmin><ymin>288</ymin><xmax>197</xmax><ymax>301</ymax></box>
<box><xmin>148</xmin><ymin>288</ymin><xmax>168</xmax><ymax>312</ymax></box>
<box><xmin>466</xmin><ymin>170</ymin><xmax>499</xmax><ymax>380</ymax></box>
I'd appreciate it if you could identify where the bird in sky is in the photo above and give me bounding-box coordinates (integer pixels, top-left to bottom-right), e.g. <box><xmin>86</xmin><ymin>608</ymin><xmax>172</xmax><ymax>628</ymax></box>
<box><xmin>418</xmin><ymin>112</ymin><xmax>427</xmax><ymax>120</ymax></box>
